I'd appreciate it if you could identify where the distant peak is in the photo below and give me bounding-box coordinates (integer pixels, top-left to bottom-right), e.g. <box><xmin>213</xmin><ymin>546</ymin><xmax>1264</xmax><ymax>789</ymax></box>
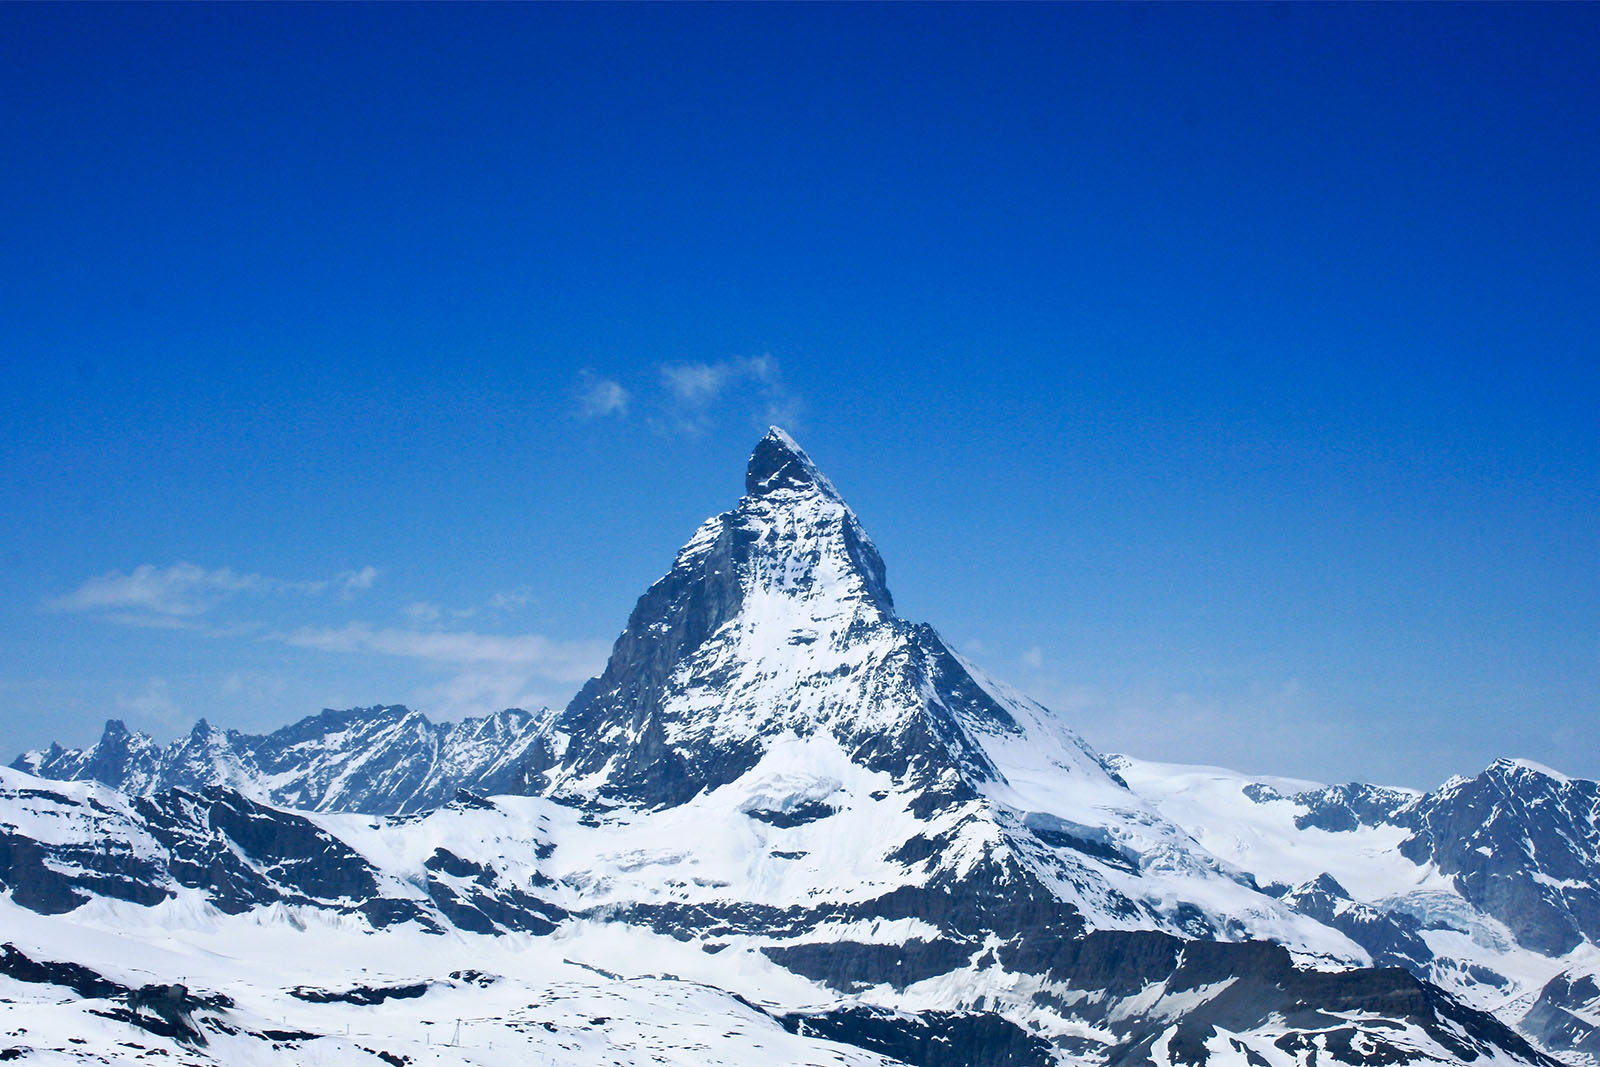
<box><xmin>745</xmin><ymin>427</ymin><xmax>842</xmax><ymax>501</ymax></box>
<box><xmin>1487</xmin><ymin>756</ymin><xmax>1570</xmax><ymax>783</ymax></box>
<box><xmin>1301</xmin><ymin>872</ymin><xmax>1351</xmax><ymax>898</ymax></box>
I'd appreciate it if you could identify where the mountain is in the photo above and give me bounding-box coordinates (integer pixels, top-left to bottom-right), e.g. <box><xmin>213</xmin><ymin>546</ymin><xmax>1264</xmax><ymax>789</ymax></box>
<box><xmin>2</xmin><ymin>427</ymin><xmax>1590</xmax><ymax>1067</ymax></box>
<box><xmin>13</xmin><ymin>704</ymin><xmax>552</xmax><ymax>814</ymax></box>
<box><xmin>1112</xmin><ymin>755</ymin><xmax>1600</xmax><ymax>965</ymax></box>
<box><xmin>514</xmin><ymin>429</ymin><xmax>1356</xmax><ymax>957</ymax></box>
<box><xmin>1114</xmin><ymin>754</ymin><xmax>1600</xmax><ymax>1061</ymax></box>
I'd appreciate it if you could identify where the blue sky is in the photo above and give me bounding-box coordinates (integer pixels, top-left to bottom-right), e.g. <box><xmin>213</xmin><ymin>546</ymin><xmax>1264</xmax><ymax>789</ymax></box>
<box><xmin>2</xmin><ymin>4</ymin><xmax>1596</xmax><ymax>787</ymax></box>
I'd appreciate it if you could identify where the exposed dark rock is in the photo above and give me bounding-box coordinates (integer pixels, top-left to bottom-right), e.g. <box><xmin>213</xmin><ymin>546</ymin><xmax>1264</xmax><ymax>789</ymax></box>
<box><xmin>1281</xmin><ymin>873</ymin><xmax>1434</xmax><ymax>972</ymax></box>
<box><xmin>289</xmin><ymin>983</ymin><xmax>429</xmax><ymax>1006</ymax></box>
<box><xmin>744</xmin><ymin>799</ymin><xmax>838</xmax><ymax>827</ymax></box>
<box><xmin>0</xmin><ymin>942</ymin><xmax>126</xmax><ymax>1000</ymax></box>
<box><xmin>1521</xmin><ymin>969</ymin><xmax>1600</xmax><ymax>1060</ymax></box>
<box><xmin>780</xmin><ymin>1006</ymin><xmax>1056</xmax><ymax>1067</ymax></box>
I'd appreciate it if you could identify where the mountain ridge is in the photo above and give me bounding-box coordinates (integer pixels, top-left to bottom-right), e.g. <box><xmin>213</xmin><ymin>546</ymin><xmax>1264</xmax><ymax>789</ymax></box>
<box><xmin>12</xmin><ymin>703</ymin><xmax>554</xmax><ymax>814</ymax></box>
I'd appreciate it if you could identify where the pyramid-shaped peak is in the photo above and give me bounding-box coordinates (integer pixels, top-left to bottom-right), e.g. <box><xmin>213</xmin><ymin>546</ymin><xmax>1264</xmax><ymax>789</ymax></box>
<box><xmin>745</xmin><ymin>427</ymin><xmax>844</xmax><ymax>501</ymax></box>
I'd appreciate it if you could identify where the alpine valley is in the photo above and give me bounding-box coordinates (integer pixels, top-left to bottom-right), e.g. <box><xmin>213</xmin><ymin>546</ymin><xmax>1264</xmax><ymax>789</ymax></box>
<box><xmin>5</xmin><ymin>429</ymin><xmax>1596</xmax><ymax>1067</ymax></box>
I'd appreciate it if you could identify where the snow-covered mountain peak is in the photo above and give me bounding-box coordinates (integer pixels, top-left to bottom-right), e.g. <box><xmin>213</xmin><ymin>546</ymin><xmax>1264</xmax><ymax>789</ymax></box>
<box><xmin>745</xmin><ymin>424</ymin><xmax>841</xmax><ymax>501</ymax></box>
<box><xmin>734</xmin><ymin>426</ymin><xmax>893</xmax><ymax>616</ymax></box>
<box><xmin>520</xmin><ymin>430</ymin><xmax>1361</xmax><ymax>965</ymax></box>
<box><xmin>1488</xmin><ymin>756</ymin><xmax>1573</xmax><ymax>785</ymax></box>
<box><xmin>528</xmin><ymin>430</ymin><xmax>936</xmax><ymax>806</ymax></box>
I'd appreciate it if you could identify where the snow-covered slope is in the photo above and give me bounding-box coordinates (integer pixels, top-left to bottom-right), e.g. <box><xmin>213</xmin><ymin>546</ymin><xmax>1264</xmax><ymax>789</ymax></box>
<box><xmin>0</xmin><ymin>763</ymin><xmax>1558</xmax><ymax>1067</ymax></box>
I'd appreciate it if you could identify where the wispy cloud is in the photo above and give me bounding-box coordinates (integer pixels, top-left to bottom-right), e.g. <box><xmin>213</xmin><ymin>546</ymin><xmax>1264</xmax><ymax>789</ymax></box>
<box><xmin>484</xmin><ymin>589</ymin><xmax>531</xmax><ymax>613</ymax></box>
<box><xmin>280</xmin><ymin>621</ymin><xmax>610</xmax><ymax>719</ymax></box>
<box><xmin>220</xmin><ymin>671</ymin><xmax>288</xmax><ymax>702</ymax></box>
<box><xmin>416</xmin><ymin>668</ymin><xmax>567</xmax><ymax>720</ymax></box>
<box><xmin>404</xmin><ymin>601</ymin><xmax>443</xmax><ymax>624</ymax></box>
<box><xmin>48</xmin><ymin>562</ymin><xmax>379</xmax><ymax>624</ymax></box>
<box><xmin>1020</xmin><ymin>645</ymin><xmax>1045</xmax><ymax>669</ymax></box>
<box><xmin>1015</xmin><ymin>673</ymin><xmax>1342</xmax><ymax>780</ymax></box>
<box><xmin>660</xmin><ymin>360</ymin><xmax>745</xmax><ymax>406</ymax></box>
<box><xmin>340</xmin><ymin>565</ymin><xmax>379</xmax><ymax>594</ymax></box>
<box><xmin>281</xmin><ymin>622</ymin><xmax>609</xmax><ymax>684</ymax></box>
<box><xmin>571</xmin><ymin>355</ymin><xmax>803</xmax><ymax>435</ymax></box>
<box><xmin>575</xmin><ymin>370</ymin><xmax>630</xmax><ymax>418</ymax></box>
<box><xmin>52</xmin><ymin>563</ymin><xmax>267</xmax><ymax>617</ymax></box>
<box><xmin>656</xmin><ymin>354</ymin><xmax>801</xmax><ymax>434</ymax></box>
<box><xmin>117</xmin><ymin>676</ymin><xmax>182</xmax><ymax>727</ymax></box>
<box><xmin>426</xmin><ymin>589</ymin><xmax>533</xmax><ymax>622</ymax></box>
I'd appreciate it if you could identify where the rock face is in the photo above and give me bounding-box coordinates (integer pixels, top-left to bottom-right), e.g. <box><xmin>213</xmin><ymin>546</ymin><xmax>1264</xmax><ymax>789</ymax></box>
<box><xmin>1116</xmin><ymin>752</ymin><xmax>1600</xmax><ymax>1061</ymax></box>
<box><xmin>1523</xmin><ymin>969</ymin><xmax>1600</xmax><ymax>1064</ymax></box>
<box><xmin>514</xmin><ymin>429</ymin><xmax>1350</xmax><ymax>962</ymax></box>
<box><xmin>2</xmin><ymin>428</ymin><xmax>1593</xmax><ymax>1067</ymax></box>
<box><xmin>1400</xmin><ymin>760</ymin><xmax>1600</xmax><ymax>957</ymax></box>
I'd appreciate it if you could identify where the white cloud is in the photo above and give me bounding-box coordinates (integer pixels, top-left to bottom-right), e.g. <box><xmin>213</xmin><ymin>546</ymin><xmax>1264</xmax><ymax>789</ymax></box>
<box><xmin>656</xmin><ymin>354</ymin><xmax>800</xmax><ymax>434</ymax></box>
<box><xmin>485</xmin><ymin>590</ymin><xmax>531</xmax><ymax>613</ymax></box>
<box><xmin>1018</xmin><ymin>675</ymin><xmax>1339</xmax><ymax>780</ymax></box>
<box><xmin>49</xmin><ymin>561</ymin><xmax>379</xmax><ymax>623</ymax></box>
<box><xmin>220</xmin><ymin>671</ymin><xmax>288</xmax><ymax>702</ymax></box>
<box><xmin>660</xmin><ymin>354</ymin><xmax>777</xmax><ymax>406</ymax></box>
<box><xmin>575</xmin><ymin>371</ymin><xmax>630</xmax><ymax>418</ymax></box>
<box><xmin>438</xmin><ymin>589</ymin><xmax>533</xmax><ymax>621</ymax></box>
<box><xmin>417</xmin><ymin>668</ymin><xmax>565</xmax><ymax>720</ymax></box>
<box><xmin>116</xmin><ymin>676</ymin><xmax>182</xmax><ymax>726</ymax></box>
<box><xmin>340</xmin><ymin>566</ymin><xmax>380</xmax><ymax>594</ymax></box>
<box><xmin>281</xmin><ymin>622</ymin><xmax>609</xmax><ymax>684</ymax></box>
<box><xmin>101</xmin><ymin>612</ymin><xmax>205</xmax><ymax>631</ymax></box>
<box><xmin>660</xmin><ymin>362</ymin><xmax>732</xmax><ymax>406</ymax></box>
<box><xmin>404</xmin><ymin>601</ymin><xmax>443</xmax><ymax>624</ymax></box>
<box><xmin>1021</xmin><ymin>645</ymin><xmax>1045</xmax><ymax>669</ymax></box>
<box><xmin>281</xmin><ymin>622</ymin><xmax>610</xmax><ymax>721</ymax></box>
<box><xmin>51</xmin><ymin>563</ymin><xmax>266</xmax><ymax>617</ymax></box>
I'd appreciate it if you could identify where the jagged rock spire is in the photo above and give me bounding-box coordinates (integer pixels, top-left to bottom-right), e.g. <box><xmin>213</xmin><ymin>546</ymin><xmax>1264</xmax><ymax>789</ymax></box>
<box><xmin>745</xmin><ymin>426</ymin><xmax>844</xmax><ymax>502</ymax></box>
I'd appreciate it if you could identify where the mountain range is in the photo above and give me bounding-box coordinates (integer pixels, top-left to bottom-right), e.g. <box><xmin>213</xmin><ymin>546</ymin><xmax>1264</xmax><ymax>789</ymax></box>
<box><xmin>3</xmin><ymin>428</ymin><xmax>1595</xmax><ymax>1067</ymax></box>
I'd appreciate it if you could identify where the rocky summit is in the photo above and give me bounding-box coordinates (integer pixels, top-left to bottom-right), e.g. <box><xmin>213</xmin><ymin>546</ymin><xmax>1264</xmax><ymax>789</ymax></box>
<box><xmin>4</xmin><ymin>429</ymin><xmax>1596</xmax><ymax>1067</ymax></box>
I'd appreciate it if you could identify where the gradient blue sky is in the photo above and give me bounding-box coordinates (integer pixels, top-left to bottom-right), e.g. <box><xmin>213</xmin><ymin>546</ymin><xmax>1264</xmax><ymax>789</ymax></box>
<box><xmin>2</xmin><ymin>4</ymin><xmax>1596</xmax><ymax>788</ymax></box>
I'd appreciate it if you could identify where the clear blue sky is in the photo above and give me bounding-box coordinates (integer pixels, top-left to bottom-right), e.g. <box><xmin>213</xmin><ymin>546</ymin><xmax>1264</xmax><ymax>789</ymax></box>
<box><xmin>2</xmin><ymin>3</ymin><xmax>1595</xmax><ymax>788</ymax></box>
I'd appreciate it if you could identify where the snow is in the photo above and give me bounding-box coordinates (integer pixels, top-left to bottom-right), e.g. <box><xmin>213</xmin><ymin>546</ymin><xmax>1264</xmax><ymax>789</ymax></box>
<box><xmin>0</xmin><ymin>894</ymin><xmax>898</xmax><ymax>1067</ymax></box>
<box><xmin>1111</xmin><ymin>756</ymin><xmax>1434</xmax><ymax>903</ymax></box>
